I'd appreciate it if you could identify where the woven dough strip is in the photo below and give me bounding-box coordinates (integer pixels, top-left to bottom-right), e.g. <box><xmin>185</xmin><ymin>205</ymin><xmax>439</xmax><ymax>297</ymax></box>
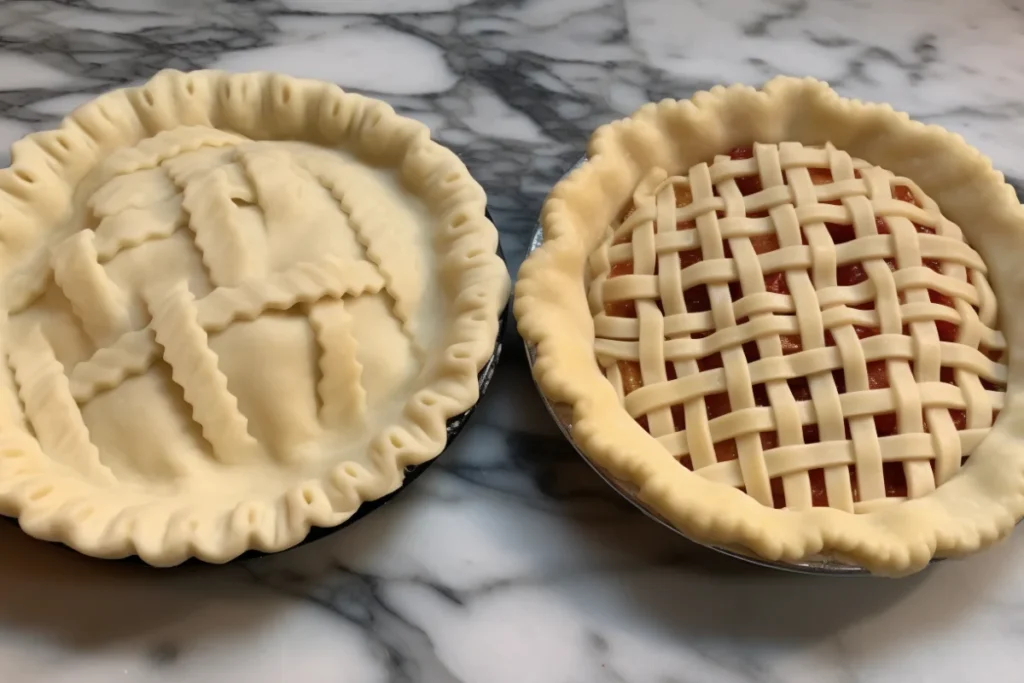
<box><xmin>588</xmin><ymin>142</ymin><xmax>1004</xmax><ymax>514</ymax></box>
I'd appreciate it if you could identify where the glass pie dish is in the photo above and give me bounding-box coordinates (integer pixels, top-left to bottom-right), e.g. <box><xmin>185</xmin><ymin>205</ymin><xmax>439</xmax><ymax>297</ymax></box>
<box><xmin>525</xmin><ymin>222</ymin><xmax>868</xmax><ymax>575</ymax></box>
<box><xmin>516</xmin><ymin>77</ymin><xmax>1024</xmax><ymax>576</ymax></box>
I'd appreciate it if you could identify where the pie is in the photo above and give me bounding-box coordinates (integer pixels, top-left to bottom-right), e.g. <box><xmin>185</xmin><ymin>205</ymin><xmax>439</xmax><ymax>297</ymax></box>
<box><xmin>516</xmin><ymin>77</ymin><xmax>1024</xmax><ymax>575</ymax></box>
<box><xmin>0</xmin><ymin>69</ymin><xmax>509</xmax><ymax>565</ymax></box>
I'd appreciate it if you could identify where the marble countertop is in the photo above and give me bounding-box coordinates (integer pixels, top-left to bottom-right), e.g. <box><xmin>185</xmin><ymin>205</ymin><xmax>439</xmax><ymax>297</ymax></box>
<box><xmin>3</xmin><ymin>0</ymin><xmax>1024</xmax><ymax>681</ymax></box>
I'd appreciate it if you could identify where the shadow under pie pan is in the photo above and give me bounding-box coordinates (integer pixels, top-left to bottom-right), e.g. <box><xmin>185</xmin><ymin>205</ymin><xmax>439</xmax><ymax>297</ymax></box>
<box><xmin>2</xmin><ymin>233</ymin><xmax>510</xmax><ymax>566</ymax></box>
<box><xmin>525</xmin><ymin>171</ymin><xmax>923</xmax><ymax>577</ymax></box>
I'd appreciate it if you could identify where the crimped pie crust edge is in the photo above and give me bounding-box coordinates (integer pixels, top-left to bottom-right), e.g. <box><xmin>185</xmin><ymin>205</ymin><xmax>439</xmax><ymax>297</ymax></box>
<box><xmin>0</xmin><ymin>69</ymin><xmax>510</xmax><ymax>565</ymax></box>
<box><xmin>515</xmin><ymin>76</ymin><xmax>1024</xmax><ymax>575</ymax></box>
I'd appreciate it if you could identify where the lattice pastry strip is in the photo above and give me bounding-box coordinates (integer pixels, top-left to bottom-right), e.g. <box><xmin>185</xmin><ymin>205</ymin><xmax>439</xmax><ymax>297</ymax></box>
<box><xmin>50</xmin><ymin>231</ymin><xmax>134</xmax><ymax>347</ymax></box>
<box><xmin>69</xmin><ymin>254</ymin><xmax>385</xmax><ymax>403</ymax></box>
<box><xmin>93</xmin><ymin>197</ymin><xmax>187</xmax><ymax>261</ymax></box>
<box><xmin>590</xmin><ymin>142</ymin><xmax>1007</xmax><ymax>512</ymax></box>
<box><xmin>147</xmin><ymin>281</ymin><xmax>261</xmax><ymax>465</ymax></box>
<box><xmin>0</xmin><ymin>68</ymin><xmax>509</xmax><ymax>569</ymax></box>
<box><xmin>308</xmin><ymin>299</ymin><xmax>367</xmax><ymax>427</ymax></box>
<box><xmin>5</xmin><ymin>131</ymin><xmax>257</xmax><ymax>316</ymax></box>
<box><xmin>97</xmin><ymin>126</ymin><xmax>247</xmax><ymax>180</ymax></box>
<box><xmin>781</xmin><ymin>146</ymin><xmax>857</xmax><ymax>509</ymax></box>
<box><xmin>301</xmin><ymin>155</ymin><xmax>423</xmax><ymax>351</ymax></box>
<box><xmin>8</xmin><ymin>327</ymin><xmax>116</xmax><ymax>484</ymax></box>
<box><xmin>180</xmin><ymin>165</ymin><xmax>259</xmax><ymax>287</ymax></box>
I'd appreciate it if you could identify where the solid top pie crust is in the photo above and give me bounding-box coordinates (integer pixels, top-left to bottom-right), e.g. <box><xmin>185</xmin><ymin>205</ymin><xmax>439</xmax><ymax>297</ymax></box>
<box><xmin>0</xmin><ymin>69</ymin><xmax>509</xmax><ymax>565</ymax></box>
<box><xmin>516</xmin><ymin>77</ymin><xmax>1024</xmax><ymax>575</ymax></box>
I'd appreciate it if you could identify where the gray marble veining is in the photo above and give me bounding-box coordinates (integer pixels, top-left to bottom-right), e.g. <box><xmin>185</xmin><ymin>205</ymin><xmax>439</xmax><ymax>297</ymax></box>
<box><xmin>2</xmin><ymin>1</ymin><xmax>1024</xmax><ymax>681</ymax></box>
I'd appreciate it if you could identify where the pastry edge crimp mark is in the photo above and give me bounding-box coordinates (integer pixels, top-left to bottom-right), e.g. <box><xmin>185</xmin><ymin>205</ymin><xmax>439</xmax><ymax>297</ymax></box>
<box><xmin>591</xmin><ymin>141</ymin><xmax>1005</xmax><ymax>512</ymax></box>
<box><xmin>146</xmin><ymin>281</ymin><xmax>261</xmax><ymax>465</ymax></box>
<box><xmin>3</xmin><ymin>127</ymin><xmax>252</xmax><ymax>315</ymax></box>
<box><xmin>0</xmin><ymin>434</ymin><xmax>48</xmax><ymax>497</ymax></box>
<box><xmin>68</xmin><ymin>255</ymin><xmax>386</xmax><ymax>403</ymax></box>
<box><xmin>298</xmin><ymin>156</ymin><xmax>424</xmax><ymax>357</ymax></box>
<box><xmin>7</xmin><ymin>327</ymin><xmax>116</xmax><ymax>483</ymax></box>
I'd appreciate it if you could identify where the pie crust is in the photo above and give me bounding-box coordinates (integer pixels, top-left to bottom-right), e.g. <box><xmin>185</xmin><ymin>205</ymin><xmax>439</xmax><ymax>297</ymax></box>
<box><xmin>516</xmin><ymin>77</ymin><xmax>1024</xmax><ymax>575</ymax></box>
<box><xmin>0</xmin><ymin>69</ymin><xmax>509</xmax><ymax>565</ymax></box>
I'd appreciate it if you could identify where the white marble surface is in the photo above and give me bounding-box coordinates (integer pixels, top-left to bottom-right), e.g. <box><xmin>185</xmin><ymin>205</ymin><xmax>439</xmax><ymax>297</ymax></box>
<box><xmin>2</xmin><ymin>0</ymin><xmax>1024</xmax><ymax>681</ymax></box>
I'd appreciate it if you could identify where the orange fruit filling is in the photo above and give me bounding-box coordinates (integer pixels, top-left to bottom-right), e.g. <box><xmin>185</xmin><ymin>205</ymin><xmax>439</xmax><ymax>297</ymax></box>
<box><xmin>605</xmin><ymin>146</ymin><xmax>1003</xmax><ymax>509</ymax></box>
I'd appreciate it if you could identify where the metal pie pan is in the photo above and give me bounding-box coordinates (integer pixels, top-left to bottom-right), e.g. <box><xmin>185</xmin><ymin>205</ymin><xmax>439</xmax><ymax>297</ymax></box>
<box><xmin>524</xmin><ymin>191</ymin><xmax>927</xmax><ymax>576</ymax></box>
<box><xmin>2</xmin><ymin>219</ymin><xmax>510</xmax><ymax>566</ymax></box>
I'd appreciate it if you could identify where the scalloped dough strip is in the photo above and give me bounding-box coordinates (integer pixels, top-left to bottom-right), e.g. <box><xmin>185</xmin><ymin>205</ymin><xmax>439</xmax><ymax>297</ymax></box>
<box><xmin>7</xmin><ymin>132</ymin><xmax>245</xmax><ymax>315</ymax></box>
<box><xmin>180</xmin><ymin>166</ymin><xmax>258</xmax><ymax>287</ymax></box>
<box><xmin>51</xmin><ymin>231</ymin><xmax>132</xmax><ymax>346</ymax></box>
<box><xmin>69</xmin><ymin>255</ymin><xmax>386</xmax><ymax>403</ymax></box>
<box><xmin>308</xmin><ymin>299</ymin><xmax>366</xmax><ymax>426</ymax></box>
<box><xmin>300</xmin><ymin>157</ymin><xmax>421</xmax><ymax>348</ymax></box>
<box><xmin>5</xmin><ymin>250</ymin><xmax>53</xmax><ymax>313</ymax></box>
<box><xmin>146</xmin><ymin>281</ymin><xmax>260</xmax><ymax>464</ymax></box>
<box><xmin>239</xmin><ymin>146</ymin><xmax>319</xmax><ymax>237</ymax></box>
<box><xmin>93</xmin><ymin>196</ymin><xmax>188</xmax><ymax>262</ymax></box>
<box><xmin>162</xmin><ymin>146</ymin><xmax>238</xmax><ymax>188</ymax></box>
<box><xmin>197</xmin><ymin>255</ymin><xmax>384</xmax><ymax>331</ymax></box>
<box><xmin>0</xmin><ymin>322</ymin><xmax>29</xmax><ymax>435</ymax></box>
<box><xmin>68</xmin><ymin>329</ymin><xmax>161</xmax><ymax>403</ymax></box>
<box><xmin>88</xmin><ymin>168</ymin><xmax>179</xmax><ymax>218</ymax></box>
<box><xmin>8</xmin><ymin>327</ymin><xmax>115</xmax><ymax>483</ymax></box>
<box><xmin>98</xmin><ymin>126</ymin><xmax>248</xmax><ymax>179</ymax></box>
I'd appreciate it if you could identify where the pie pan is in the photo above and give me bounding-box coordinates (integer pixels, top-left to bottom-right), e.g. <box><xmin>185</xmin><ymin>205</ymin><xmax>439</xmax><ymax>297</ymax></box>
<box><xmin>1</xmin><ymin>233</ymin><xmax>509</xmax><ymax>565</ymax></box>
<box><xmin>520</xmin><ymin>100</ymin><xmax>1024</xmax><ymax>574</ymax></box>
<box><xmin>0</xmin><ymin>68</ymin><xmax>512</xmax><ymax>566</ymax></box>
<box><xmin>524</xmin><ymin>217</ymin><xmax>873</xmax><ymax>575</ymax></box>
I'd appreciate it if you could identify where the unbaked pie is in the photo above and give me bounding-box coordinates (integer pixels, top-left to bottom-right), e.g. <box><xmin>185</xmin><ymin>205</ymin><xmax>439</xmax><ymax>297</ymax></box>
<box><xmin>516</xmin><ymin>77</ymin><xmax>1024</xmax><ymax>574</ymax></box>
<box><xmin>0</xmin><ymin>69</ymin><xmax>509</xmax><ymax>565</ymax></box>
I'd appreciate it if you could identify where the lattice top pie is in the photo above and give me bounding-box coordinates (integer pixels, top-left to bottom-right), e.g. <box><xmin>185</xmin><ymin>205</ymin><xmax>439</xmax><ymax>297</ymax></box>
<box><xmin>517</xmin><ymin>77</ymin><xmax>1024</xmax><ymax>575</ymax></box>
<box><xmin>0</xmin><ymin>70</ymin><xmax>509</xmax><ymax>565</ymax></box>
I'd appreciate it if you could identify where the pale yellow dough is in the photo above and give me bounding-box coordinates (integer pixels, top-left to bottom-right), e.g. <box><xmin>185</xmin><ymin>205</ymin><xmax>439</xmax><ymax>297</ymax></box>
<box><xmin>588</xmin><ymin>143</ymin><xmax>1005</xmax><ymax>513</ymax></box>
<box><xmin>516</xmin><ymin>77</ymin><xmax>1024</xmax><ymax>575</ymax></box>
<box><xmin>0</xmin><ymin>70</ymin><xmax>509</xmax><ymax>565</ymax></box>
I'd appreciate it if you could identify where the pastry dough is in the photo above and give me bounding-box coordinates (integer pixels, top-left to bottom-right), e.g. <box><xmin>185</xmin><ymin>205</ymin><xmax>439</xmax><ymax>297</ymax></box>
<box><xmin>516</xmin><ymin>77</ymin><xmax>1024</xmax><ymax>575</ymax></box>
<box><xmin>589</xmin><ymin>143</ymin><xmax>1004</xmax><ymax>513</ymax></box>
<box><xmin>0</xmin><ymin>70</ymin><xmax>509</xmax><ymax>565</ymax></box>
